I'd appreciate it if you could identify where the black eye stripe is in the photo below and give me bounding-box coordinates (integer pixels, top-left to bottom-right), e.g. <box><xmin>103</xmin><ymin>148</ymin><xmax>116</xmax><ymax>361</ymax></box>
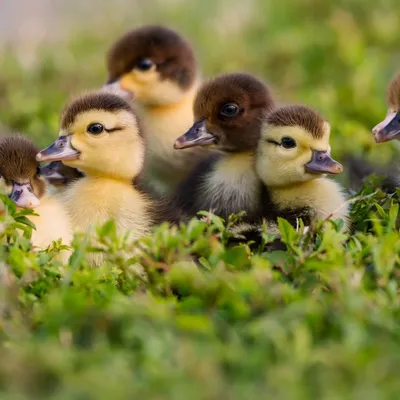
<box><xmin>105</xmin><ymin>127</ymin><xmax>123</xmax><ymax>133</ymax></box>
<box><xmin>266</xmin><ymin>139</ymin><xmax>280</xmax><ymax>145</ymax></box>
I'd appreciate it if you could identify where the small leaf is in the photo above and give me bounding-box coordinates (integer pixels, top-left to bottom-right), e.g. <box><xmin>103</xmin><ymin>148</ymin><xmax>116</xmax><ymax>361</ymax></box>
<box><xmin>15</xmin><ymin>216</ymin><xmax>36</xmax><ymax>230</ymax></box>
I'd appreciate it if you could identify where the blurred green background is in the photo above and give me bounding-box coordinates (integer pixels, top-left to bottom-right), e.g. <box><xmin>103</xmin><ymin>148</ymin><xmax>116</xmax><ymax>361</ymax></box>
<box><xmin>1</xmin><ymin>0</ymin><xmax>400</xmax><ymax>172</ymax></box>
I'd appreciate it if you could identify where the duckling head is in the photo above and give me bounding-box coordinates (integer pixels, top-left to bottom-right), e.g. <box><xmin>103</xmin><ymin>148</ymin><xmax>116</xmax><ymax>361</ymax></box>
<box><xmin>174</xmin><ymin>73</ymin><xmax>275</xmax><ymax>152</ymax></box>
<box><xmin>373</xmin><ymin>72</ymin><xmax>400</xmax><ymax>143</ymax></box>
<box><xmin>37</xmin><ymin>92</ymin><xmax>145</xmax><ymax>181</ymax></box>
<box><xmin>103</xmin><ymin>25</ymin><xmax>198</xmax><ymax>106</ymax></box>
<box><xmin>0</xmin><ymin>135</ymin><xmax>44</xmax><ymax>208</ymax></box>
<box><xmin>256</xmin><ymin>105</ymin><xmax>343</xmax><ymax>187</ymax></box>
<box><xmin>40</xmin><ymin>161</ymin><xmax>84</xmax><ymax>187</ymax></box>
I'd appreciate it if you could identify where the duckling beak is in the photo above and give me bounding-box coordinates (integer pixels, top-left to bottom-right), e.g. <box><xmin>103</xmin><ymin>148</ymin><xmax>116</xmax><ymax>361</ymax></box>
<box><xmin>174</xmin><ymin>120</ymin><xmax>217</xmax><ymax>149</ymax></box>
<box><xmin>10</xmin><ymin>182</ymin><xmax>40</xmax><ymax>209</ymax></box>
<box><xmin>40</xmin><ymin>163</ymin><xmax>67</xmax><ymax>185</ymax></box>
<box><xmin>36</xmin><ymin>135</ymin><xmax>80</xmax><ymax>163</ymax></box>
<box><xmin>305</xmin><ymin>150</ymin><xmax>343</xmax><ymax>175</ymax></box>
<box><xmin>373</xmin><ymin>112</ymin><xmax>400</xmax><ymax>143</ymax></box>
<box><xmin>102</xmin><ymin>80</ymin><xmax>133</xmax><ymax>101</ymax></box>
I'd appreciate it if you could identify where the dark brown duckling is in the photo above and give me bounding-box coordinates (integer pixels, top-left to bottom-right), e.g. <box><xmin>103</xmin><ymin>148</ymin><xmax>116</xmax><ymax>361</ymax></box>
<box><xmin>172</xmin><ymin>72</ymin><xmax>275</xmax><ymax>221</ymax></box>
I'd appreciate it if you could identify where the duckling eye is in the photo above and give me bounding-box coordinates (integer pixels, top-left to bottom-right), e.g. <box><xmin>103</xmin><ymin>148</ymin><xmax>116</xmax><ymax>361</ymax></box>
<box><xmin>221</xmin><ymin>103</ymin><xmax>239</xmax><ymax>117</ymax></box>
<box><xmin>87</xmin><ymin>123</ymin><xmax>105</xmax><ymax>135</ymax></box>
<box><xmin>281</xmin><ymin>137</ymin><xmax>296</xmax><ymax>149</ymax></box>
<box><xmin>136</xmin><ymin>58</ymin><xmax>154</xmax><ymax>71</ymax></box>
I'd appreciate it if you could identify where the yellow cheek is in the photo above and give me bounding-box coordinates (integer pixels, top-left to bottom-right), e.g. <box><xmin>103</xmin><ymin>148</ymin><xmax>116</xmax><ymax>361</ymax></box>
<box><xmin>120</xmin><ymin>73</ymin><xmax>139</xmax><ymax>93</ymax></box>
<box><xmin>70</xmin><ymin>135</ymin><xmax>93</xmax><ymax>158</ymax></box>
<box><xmin>70</xmin><ymin>135</ymin><xmax>83</xmax><ymax>149</ymax></box>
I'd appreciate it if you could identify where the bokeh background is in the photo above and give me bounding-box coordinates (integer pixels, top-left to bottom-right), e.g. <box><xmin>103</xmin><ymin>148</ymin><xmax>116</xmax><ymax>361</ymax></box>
<box><xmin>1</xmin><ymin>0</ymin><xmax>400</xmax><ymax>177</ymax></box>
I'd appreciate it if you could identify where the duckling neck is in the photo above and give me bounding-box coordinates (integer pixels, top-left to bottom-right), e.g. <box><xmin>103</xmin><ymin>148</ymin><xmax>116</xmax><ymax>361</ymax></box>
<box><xmin>202</xmin><ymin>151</ymin><xmax>261</xmax><ymax>217</ymax></box>
<box><xmin>141</xmin><ymin>81</ymin><xmax>198</xmax><ymax>115</ymax></box>
<box><xmin>269</xmin><ymin>179</ymin><xmax>323</xmax><ymax>207</ymax></box>
<box><xmin>81</xmin><ymin>170</ymin><xmax>135</xmax><ymax>185</ymax></box>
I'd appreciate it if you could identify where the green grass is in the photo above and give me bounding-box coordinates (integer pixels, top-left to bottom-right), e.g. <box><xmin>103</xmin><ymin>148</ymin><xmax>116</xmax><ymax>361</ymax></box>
<box><xmin>1</xmin><ymin>0</ymin><xmax>400</xmax><ymax>398</ymax></box>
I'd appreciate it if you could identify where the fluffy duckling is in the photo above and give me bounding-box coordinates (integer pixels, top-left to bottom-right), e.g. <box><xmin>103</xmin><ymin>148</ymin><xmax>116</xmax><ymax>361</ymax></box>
<box><xmin>373</xmin><ymin>71</ymin><xmax>400</xmax><ymax>143</ymax></box>
<box><xmin>36</xmin><ymin>92</ymin><xmax>181</xmax><ymax>266</ymax></box>
<box><xmin>0</xmin><ymin>136</ymin><xmax>72</xmax><ymax>258</ymax></box>
<box><xmin>103</xmin><ymin>25</ymin><xmax>208</xmax><ymax>195</ymax></box>
<box><xmin>172</xmin><ymin>73</ymin><xmax>275</xmax><ymax>221</ymax></box>
<box><xmin>343</xmin><ymin>72</ymin><xmax>400</xmax><ymax>191</ymax></box>
<box><xmin>256</xmin><ymin>105</ymin><xmax>349</xmax><ymax>229</ymax></box>
<box><xmin>41</xmin><ymin>161</ymin><xmax>84</xmax><ymax>190</ymax></box>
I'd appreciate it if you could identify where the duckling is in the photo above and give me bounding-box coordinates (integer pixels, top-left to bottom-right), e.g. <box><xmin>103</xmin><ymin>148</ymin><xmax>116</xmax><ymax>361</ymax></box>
<box><xmin>36</xmin><ymin>92</ymin><xmax>181</xmax><ymax>266</ymax></box>
<box><xmin>103</xmin><ymin>25</ymin><xmax>209</xmax><ymax>196</ymax></box>
<box><xmin>0</xmin><ymin>135</ymin><xmax>72</xmax><ymax>259</ymax></box>
<box><xmin>40</xmin><ymin>161</ymin><xmax>84</xmax><ymax>190</ymax></box>
<box><xmin>256</xmin><ymin>105</ymin><xmax>349</xmax><ymax>229</ymax></box>
<box><xmin>344</xmin><ymin>72</ymin><xmax>400</xmax><ymax>191</ymax></box>
<box><xmin>172</xmin><ymin>73</ymin><xmax>275</xmax><ymax>221</ymax></box>
<box><xmin>373</xmin><ymin>71</ymin><xmax>400</xmax><ymax>143</ymax></box>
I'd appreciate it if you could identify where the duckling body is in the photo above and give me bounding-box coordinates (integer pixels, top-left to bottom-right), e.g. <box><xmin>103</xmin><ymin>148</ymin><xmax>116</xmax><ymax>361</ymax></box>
<box><xmin>172</xmin><ymin>73</ymin><xmax>275</xmax><ymax>221</ymax></box>
<box><xmin>174</xmin><ymin>152</ymin><xmax>262</xmax><ymax>220</ymax></box>
<box><xmin>104</xmin><ymin>25</ymin><xmax>209</xmax><ymax>195</ymax></box>
<box><xmin>267</xmin><ymin>178</ymin><xmax>348</xmax><ymax>226</ymax></box>
<box><xmin>61</xmin><ymin>177</ymin><xmax>151</xmax><ymax>237</ymax></box>
<box><xmin>29</xmin><ymin>193</ymin><xmax>73</xmax><ymax>256</ymax></box>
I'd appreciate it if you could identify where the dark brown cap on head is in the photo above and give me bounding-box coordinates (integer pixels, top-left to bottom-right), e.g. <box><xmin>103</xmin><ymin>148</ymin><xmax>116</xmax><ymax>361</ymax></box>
<box><xmin>0</xmin><ymin>135</ymin><xmax>39</xmax><ymax>181</ymax></box>
<box><xmin>193</xmin><ymin>73</ymin><xmax>275</xmax><ymax>151</ymax></box>
<box><xmin>387</xmin><ymin>72</ymin><xmax>400</xmax><ymax>111</ymax></box>
<box><xmin>60</xmin><ymin>91</ymin><xmax>136</xmax><ymax>130</ymax></box>
<box><xmin>267</xmin><ymin>105</ymin><xmax>326</xmax><ymax>139</ymax></box>
<box><xmin>107</xmin><ymin>25</ymin><xmax>197</xmax><ymax>89</ymax></box>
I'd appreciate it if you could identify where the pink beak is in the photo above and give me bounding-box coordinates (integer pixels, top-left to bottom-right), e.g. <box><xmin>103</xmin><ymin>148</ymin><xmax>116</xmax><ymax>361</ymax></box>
<box><xmin>10</xmin><ymin>182</ymin><xmax>40</xmax><ymax>208</ymax></box>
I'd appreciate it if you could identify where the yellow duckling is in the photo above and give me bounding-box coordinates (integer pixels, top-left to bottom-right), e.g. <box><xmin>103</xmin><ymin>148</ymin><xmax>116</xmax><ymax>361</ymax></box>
<box><xmin>256</xmin><ymin>105</ymin><xmax>349</xmax><ymax>229</ymax></box>
<box><xmin>103</xmin><ymin>25</ymin><xmax>210</xmax><ymax>196</ymax></box>
<box><xmin>36</xmin><ymin>92</ymin><xmax>181</xmax><ymax>266</ymax></box>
